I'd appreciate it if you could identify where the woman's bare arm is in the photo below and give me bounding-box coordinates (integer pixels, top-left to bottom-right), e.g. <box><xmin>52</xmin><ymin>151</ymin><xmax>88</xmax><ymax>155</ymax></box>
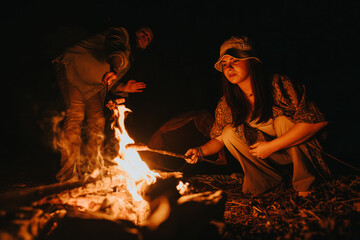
<box><xmin>250</xmin><ymin>121</ymin><xmax>328</xmax><ymax>159</ymax></box>
<box><xmin>185</xmin><ymin>137</ymin><xmax>225</xmax><ymax>164</ymax></box>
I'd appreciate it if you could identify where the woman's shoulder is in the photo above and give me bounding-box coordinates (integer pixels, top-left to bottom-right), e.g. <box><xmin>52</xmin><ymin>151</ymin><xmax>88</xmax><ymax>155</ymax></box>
<box><xmin>219</xmin><ymin>95</ymin><xmax>226</xmax><ymax>103</ymax></box>
<box><xmin>217</xmin><ymin>96</ymin><xmax>229</xmax><ymax>107</ymax></box>
<box><xmin>212</xmin><ymin>96</ymin><xmax>233</xmax><ymax>129</ymax></box>
<box><xmin>215</xmin><ymin>96</ymin><xmax>231</xmax><ymax>114</ymax></box>
<box><xmin>271</xmin><ymin>74</ymin><xmax>302</xmax><ymax>94</ymax></box>
<box><xmin>271</xmin><ymin>73</ymin><xmax>293</xmax><ymax>86</ymax></box>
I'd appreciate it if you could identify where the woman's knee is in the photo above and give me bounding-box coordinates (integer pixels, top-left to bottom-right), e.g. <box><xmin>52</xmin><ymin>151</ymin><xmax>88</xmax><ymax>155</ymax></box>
<box><xmin>221</xmin><ymin>125</ymin><xmax>236</xmax><ymax>142</ymax></box>
<box><xmin>274</xmin><ymin>116</ymin><xmax>295</xmax><ymax>136</ymax></box>
<box><xmin>221</xmin><ymin>125</ymin><xmax>250</xmax><ymax>154</ymax></box>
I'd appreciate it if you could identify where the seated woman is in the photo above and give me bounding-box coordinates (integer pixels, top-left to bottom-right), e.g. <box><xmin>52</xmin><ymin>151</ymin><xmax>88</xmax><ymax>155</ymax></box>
<box><xmin>185</xmin><ymin>36</ymin><xmax>330</xmax><ymax>196</ymax></box>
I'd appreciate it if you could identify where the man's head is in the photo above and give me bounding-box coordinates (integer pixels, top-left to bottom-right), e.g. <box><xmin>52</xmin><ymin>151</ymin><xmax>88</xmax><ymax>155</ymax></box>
<box><xmin>135</xmin><ymin>27</ymin><xmax>153</xmax><ymax>49</ymax></box>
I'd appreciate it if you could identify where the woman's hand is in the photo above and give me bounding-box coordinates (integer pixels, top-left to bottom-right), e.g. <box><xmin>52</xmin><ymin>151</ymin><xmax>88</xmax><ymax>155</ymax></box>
<box><xmin>249</xmin><ymin>141</ymin><xmax>275</xmax><ymax>159</ymax></box>
<box><xmin>184</xmin><ymin>138</ymin><xmax>224</xmax><ymax>164</ymax></box>
<box><xmin>184</xmin><ymin>148</ymin><xmax>202</xmax><ymax>164</ymax></box>
<box><xmin>123</xmin><ymin>80</ymin><xmax>146</xmax><ymax>93</ymax></box>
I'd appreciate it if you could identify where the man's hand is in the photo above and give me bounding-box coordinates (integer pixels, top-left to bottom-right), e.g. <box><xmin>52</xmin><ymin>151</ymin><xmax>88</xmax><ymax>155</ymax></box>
<box><xmin>102</xmin><ymin>72</ymin><xmax>117</xmax><ymax>86</ymax></box>
<box><xmin>249</xmin><ymin>141</ymin><xmax>275</xmax><ymax>159</ymax></box>
<box><xmin>123</xmin><ymin>80</ymin><xmax>146</xmax><ymax>93</ymax></box>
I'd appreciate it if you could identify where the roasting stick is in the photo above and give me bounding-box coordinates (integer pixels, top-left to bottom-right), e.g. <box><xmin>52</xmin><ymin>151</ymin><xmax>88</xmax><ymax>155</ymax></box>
<box><xmin>125</xmin><ymin>143</ymin><xmax>216</xmax><ymax>164</ymax></box>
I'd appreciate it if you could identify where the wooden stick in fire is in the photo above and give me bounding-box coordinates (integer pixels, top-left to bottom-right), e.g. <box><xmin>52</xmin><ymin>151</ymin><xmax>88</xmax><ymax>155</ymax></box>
<box><xmin>125</xmin><ymin>143</ymin><xmax>216</xmax><ymax>164</ymax></box>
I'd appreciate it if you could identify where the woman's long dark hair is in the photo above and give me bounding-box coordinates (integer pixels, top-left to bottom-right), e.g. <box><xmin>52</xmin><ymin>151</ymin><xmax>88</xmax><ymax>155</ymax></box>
<box><xmin>222</xmin><ymin>58</ymin><xmax>273</xmax><ymax>127</ymax></box>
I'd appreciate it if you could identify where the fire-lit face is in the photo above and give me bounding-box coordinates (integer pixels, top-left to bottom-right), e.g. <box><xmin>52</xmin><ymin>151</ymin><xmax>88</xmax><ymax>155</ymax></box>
<box><xmin>220</xmin><ymin>55</ymin><xmax>251</xmax><ymax>85</ymax></box>
<box><xmin>136</xmin><ymin>28</ymin><xmax>152</xmax><ymax>49</ymax></box>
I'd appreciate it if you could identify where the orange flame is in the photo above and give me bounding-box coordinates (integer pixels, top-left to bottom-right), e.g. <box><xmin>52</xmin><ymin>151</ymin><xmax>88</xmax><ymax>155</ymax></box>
<box><xmin>111</xmin><ymin>102</ymin><xmax>159</xmax><ymax>201</ymax></box>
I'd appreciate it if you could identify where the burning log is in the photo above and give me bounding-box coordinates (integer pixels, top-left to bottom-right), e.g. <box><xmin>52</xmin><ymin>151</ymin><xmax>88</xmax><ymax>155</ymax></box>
<box><xmin>142</xmin><ymin>188</ymin><xmax>226</xmax><ymax>240</ymax></box>
<box><xmin>0</xmin><ymin>179</ymin><xmax>89</xmax><ymax>210</ymax></box>
<box><xmin>48</xmin><ymin>208</ymin><xmax>142</xmax><ymax>240</ymax></box>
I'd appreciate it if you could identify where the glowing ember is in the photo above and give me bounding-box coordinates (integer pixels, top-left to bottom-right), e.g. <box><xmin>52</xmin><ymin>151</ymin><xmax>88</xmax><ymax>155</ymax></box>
<box><xmin>176</xmin><ymin>181</ymin><xmax>190</xmax><ymax>195</ymax></box>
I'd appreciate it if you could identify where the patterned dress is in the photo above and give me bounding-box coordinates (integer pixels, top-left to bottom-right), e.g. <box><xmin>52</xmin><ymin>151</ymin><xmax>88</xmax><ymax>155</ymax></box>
<box><xmin>210</xmin><ymin>74</ymin><xmax>331</xmax><ymax>179</ymax></box>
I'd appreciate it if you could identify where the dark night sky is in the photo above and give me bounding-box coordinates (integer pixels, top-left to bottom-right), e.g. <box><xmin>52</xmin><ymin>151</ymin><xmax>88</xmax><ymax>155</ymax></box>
<box><xmin>1</xmin><ymin>0</ymin><xmax>359</xmax><ymax>184</ymax></box>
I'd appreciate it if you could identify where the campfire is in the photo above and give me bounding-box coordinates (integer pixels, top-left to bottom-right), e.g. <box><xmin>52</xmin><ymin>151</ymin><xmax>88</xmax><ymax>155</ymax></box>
<box><xmin>0</xmin><ymin>99</ymin><xmax>225</xmax><ymax>240</ymax></box>
<box><xmin>44</xmin><ymin>98</ymin><xmax>188</xmax><ymax>225</ymax></box>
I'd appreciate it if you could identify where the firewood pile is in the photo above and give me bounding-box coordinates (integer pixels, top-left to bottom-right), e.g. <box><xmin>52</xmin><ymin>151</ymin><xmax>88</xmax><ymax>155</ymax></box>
<box><xmin>185</xmin><ymin>173</ymin><xmax>360</xmax><ymax>239</ymax></box>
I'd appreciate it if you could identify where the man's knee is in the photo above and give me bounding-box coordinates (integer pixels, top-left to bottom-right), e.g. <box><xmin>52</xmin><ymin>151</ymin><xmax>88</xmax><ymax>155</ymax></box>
<box><xmin>87</xmin><ymin>115</ymin><xmax>106</xmax><ymax>137</ymax></box>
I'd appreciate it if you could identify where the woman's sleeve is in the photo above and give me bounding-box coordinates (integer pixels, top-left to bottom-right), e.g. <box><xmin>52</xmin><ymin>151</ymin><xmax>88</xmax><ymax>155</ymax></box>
<box><xmin>272</xmin><ymin>75</ymin><xmax>326</xmax><ymax>123</ymax></box>
<box><xmin>210</xmin><ymin>97</ymin><xmax>232</xmax><ymax>139</ymax></box>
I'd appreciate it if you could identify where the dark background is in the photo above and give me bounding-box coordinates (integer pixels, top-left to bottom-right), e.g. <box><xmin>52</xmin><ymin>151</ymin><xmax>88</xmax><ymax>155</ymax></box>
<box><xmin>0</xmin><ymin>0</ymin><xmax>359</xmax><ymax>185</ymax></box>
